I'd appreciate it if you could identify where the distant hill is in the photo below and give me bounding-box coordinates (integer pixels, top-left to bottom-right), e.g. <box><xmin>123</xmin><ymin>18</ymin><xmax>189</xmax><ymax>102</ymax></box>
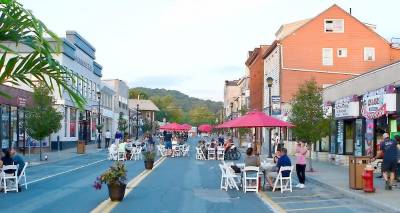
<box><xmin>133</xmin><ymin>87</ymin><xmax>223</xmax><ymax>114</ymax></box>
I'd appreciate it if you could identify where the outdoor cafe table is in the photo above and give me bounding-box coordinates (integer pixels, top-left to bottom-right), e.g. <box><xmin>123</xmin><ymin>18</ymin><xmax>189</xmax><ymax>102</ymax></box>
<box><xmin>236</xmin><ymin>162</ymin><xmax>275</xmax><ymax>190</ymax></box>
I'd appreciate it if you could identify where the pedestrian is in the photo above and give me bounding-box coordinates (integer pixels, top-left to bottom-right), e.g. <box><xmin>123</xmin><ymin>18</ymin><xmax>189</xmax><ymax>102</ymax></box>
<box><xmin>105</xmin><ymin>129</ymin><xmax>111</xmax><ymax>148</ymax></box>
<box><xmin>295</xmin><ymin>141</ymin><xmax>308</xmax><ymax>189</ymax></box>
<box><xmin>147</xmin><ymin>133</ymin><xmax>155</xmax><ymax>151</ymax></box>
<box><xmin>115</xmin><ymin>130</ymin><xmax>122</xmax><ymax>145</ymax></box>
<box><xmin>164</xmin><ymin>131</ymin><xmax>173</xmax><ymax>156</ymax></box>
<box><xmin>10</xmin><ymin>148</ymin><xmax>25</xmax><ymax>176</ymax></box>
<box><xmin>372</xmin><ymin>133</ymin><xmax>398</xmax><ymax>190</ymax></box>
<box><xmin>395</xmin><ymin>135</ymin><xmax>400</xmax><ymax>183</ymax></box>
<box><xmin>273</xmin><ymin>132</ymin><xmax>280</xmax><ymax>153</ymax></box>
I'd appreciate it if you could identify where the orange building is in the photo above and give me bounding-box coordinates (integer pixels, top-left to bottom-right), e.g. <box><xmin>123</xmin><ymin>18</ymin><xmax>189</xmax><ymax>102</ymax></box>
<box><xmin>263</xmin><ymin>4</ymin><xmax>400</xmax><ymax>112</ymax></box>
<box><xmin>245</xmin><ymin>45</ymin><xmax>269</xmax><ymax>111</ymax></box>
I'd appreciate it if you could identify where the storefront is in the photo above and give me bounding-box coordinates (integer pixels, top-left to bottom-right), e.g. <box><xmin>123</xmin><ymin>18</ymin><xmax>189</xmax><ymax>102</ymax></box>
<box><xmin>330</xmin><ymin>95</ymin><xmax>361</xmax><ymax>156</ymax></box>
<box><xmin>322</xmin><ymin>61</ymin><xmax>400</xmax><ymax>165</ymax></box>
<box><xmin>360</xmin><ymin>85</ymin><xmax>398</xmax><ymax>157</ymax></box>
<box><xmin>0</xmin><ymin>85</ymin><xmax>33</xmax><ymax>152</ymax></box>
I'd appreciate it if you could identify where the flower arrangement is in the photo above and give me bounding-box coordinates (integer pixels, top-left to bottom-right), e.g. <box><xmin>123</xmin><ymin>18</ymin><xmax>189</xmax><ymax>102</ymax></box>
<box><xmin>93</xmin><ymin>162</ymin><xmax>127</xmax><ymax>190</ymax></box>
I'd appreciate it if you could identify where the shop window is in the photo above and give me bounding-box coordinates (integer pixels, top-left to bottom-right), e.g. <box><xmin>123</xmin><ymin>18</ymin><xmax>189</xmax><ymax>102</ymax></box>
<box><xmin>337</xmin><ymin>121</ymin><xmax>344</xmax><ymax>154</ymax></box>
<box><xmin>345</xmin><ymin>121</ymin><xmax>354</xmax><ymax>155</ymax></box>
<box><xmin>70</xmin><ymin>108</ymin><xmax>77</xmax><ymax>137</ymax></box>
<box><xmin>376</xmin><ymin>117</ymin><xmax>388</xmax><ymax>145</ymax></box>
<box><xmin>11</xmin><ymin>107</ymin><xmax>18</xmax><ymax>148</ymax></box>
<box><xmin>364</xmin><ymin>119</ymin><xmax>374</xmax><ymax>157</ymax></box>
<box><xmin>354</xmin><ymin>119</ymin><xmax>363</xmax><ymax>156</ymax></box>
<box><xmin>64</xmin><ymin>107</ymin><xmax>68</xmax><ymax>137</ymax></box>
<box><xmin>1</xmin><ymin>105</ymin><xmax>11</xmax><ymax>149</ymax></box>
<box><xmin>320</xmin><ymin>136</ymin><xmax>329</xmax><ymax>152</ymax></box>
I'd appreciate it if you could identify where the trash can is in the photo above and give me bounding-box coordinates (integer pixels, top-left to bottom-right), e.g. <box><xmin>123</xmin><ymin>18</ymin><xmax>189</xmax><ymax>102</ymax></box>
<box><xmin>77</xmin><ymin>140</ymin><xmax>86</xmax><ymax>154</ymax></box>
<box><xmin>349</xmin><ymin>156</ymin><xmax>370</xmax><ymax>189</ymax></box>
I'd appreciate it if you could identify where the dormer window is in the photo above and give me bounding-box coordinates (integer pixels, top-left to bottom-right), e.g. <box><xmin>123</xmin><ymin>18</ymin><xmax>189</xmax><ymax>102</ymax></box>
<box><xmin>324</xmin><ymin>19</ymin><xmax>344</xmax><ymax>33</ymax></box>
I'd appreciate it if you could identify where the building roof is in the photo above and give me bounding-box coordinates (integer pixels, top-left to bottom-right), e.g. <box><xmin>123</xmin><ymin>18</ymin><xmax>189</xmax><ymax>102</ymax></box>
<box><xmin>225</xmin><ymin>80</ymin><xmax>239</xmax><ymax>86</ymax></box>
<box><xmin>275</xmin><ymin>19</ymin><xmax>311</xmax><ymax>40</ymax></box>
<box><xmin>128</xmin><ymin>99</ymin><xmax>160</xmax><ymax>111</ymax></box>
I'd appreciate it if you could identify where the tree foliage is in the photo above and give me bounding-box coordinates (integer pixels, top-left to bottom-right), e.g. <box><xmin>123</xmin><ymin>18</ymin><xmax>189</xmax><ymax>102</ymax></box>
<box><xmin>188</xmin><ymin>106</ymin><xmax>215</xmax><ymax>126</ymax></box>
<box><xmin>151</xmin><ymin>95</ymin><xmax>184</xmax><ymax>123</ymax></box>
<box><xmin>128</xmin><ymin>88</ymin><xmax>149</xmax><ymax>100</ymax></box>
<box><xmin>0</xmin><ymin>0</ymin><xmax>85</xmax><ymax>107</ymax></box>
<box><xmin>118</xmin><ymin>112</ymin><xmax>128</xmax><ymax>133</ymax></box>
<box><xmin>25</xmin><ymin>85</ymin><xmax>62</xmax><ymax>141</ymax></box>
<box><xmin>289</xmin><ymin>79</ymin><xmax>330</xmax><ymax>144</ymax></box>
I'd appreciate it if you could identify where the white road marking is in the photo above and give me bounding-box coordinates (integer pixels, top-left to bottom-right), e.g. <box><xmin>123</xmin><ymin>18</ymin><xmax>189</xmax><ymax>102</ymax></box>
<box><xmin>26</xmin><ymin>159</ymin><xmax>107</xmax><ymax>185</ymax></box>
<box><xmin>286</xmin><ymin>205</ymin><xmax>351</xmax><ymax>212</ymax></box>
<box><xmin>276</xmin><ymin>197</ymin><xmax>344</xmax><ymax>204</ymax></box>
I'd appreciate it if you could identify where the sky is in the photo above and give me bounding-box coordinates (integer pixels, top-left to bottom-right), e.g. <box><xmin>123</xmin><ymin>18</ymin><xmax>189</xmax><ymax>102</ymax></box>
<box><xmin>20</xmin><ymin>0</ymin><xmax>400</xmax><ymax>101</ymax></box>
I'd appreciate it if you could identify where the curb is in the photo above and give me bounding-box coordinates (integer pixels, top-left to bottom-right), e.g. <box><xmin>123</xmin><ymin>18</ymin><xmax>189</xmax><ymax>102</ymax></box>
<box><xmin>27</xmin><ymin>149</ymin><xmax>104</xmax><ymax>168</ymax></box>
<box><xmin>91</xmin><ymin>156</ymin><xmax>167</xmax><ymax>213</ymax></box>
<box><xmin>306</xmin><ymin>175</ymin><xmax>398</xmax><ymax>213</ymax></box>
<box><xmin>257</xmin><ymin>191</ymin><xmax>286</xmax><ymax>213</ymax></box>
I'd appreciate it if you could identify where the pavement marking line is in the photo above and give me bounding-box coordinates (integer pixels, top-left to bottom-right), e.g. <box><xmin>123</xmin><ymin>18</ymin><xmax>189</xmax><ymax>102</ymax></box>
<box><xmin>276</xmin><ymin>197</ymin><xmax>344</xmax><ymax>204</ymax></box>
<box><xmin>257</xmin><ymin>191</ymin><xmax>286</xmax><ymax>213</ymax></box>
<box><xmin>286</xmin><ymin>205</ymin><xmax>351</xmax><ymax>212</ymax></box>
<box><xmin>91</xmin><ymin>157</ymin><xmax>167</xmax><ymax>213</ymax></box>
<box><xmin>26</xmin><ymin>159</ymin><xmax>107</xmax><ymax>185</ymax></box>
<box><xmin>270</xmin><ymin>194</ymin><xmax>329</xmax><ymax>199</ymax></box>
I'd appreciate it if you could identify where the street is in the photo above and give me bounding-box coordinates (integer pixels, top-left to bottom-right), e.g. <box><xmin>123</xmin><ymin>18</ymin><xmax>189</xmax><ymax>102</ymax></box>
<box><xmin>0</xmin><ymin>137</ymin><xmax>390</xmax><ymax>213</ymax></box>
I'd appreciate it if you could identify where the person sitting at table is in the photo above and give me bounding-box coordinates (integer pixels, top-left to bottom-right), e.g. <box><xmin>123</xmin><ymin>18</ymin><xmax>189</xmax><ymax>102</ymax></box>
<box><xmin>245</xmin><ymin>147</ymin><xmax>260</xmax><ymax>167</ymax></box>
<box><xmin>224</xmin><ymin>138</ymin><xmax>233</xmax><ymax>152</ymax></box>
<box><xmin>266</xmin><ymin>148</ymin><xmax>292</xmax><ymax>188</ymax></box>
<box><xmin>1</xmin><ymin>149</ymin><xmax>16</xmax><ymax>174</ymax></box>
<box><xmin>11</xmin><ymin>148</ymin><xmax>25</xmax><ymax>176</ymax></box>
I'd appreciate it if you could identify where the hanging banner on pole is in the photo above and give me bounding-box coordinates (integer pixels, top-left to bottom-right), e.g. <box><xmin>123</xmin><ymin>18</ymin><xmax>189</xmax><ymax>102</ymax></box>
<box><xmin>271</xmin><ymin>96</ymin><xmax>281</xmax><ymax>115</ymax></box>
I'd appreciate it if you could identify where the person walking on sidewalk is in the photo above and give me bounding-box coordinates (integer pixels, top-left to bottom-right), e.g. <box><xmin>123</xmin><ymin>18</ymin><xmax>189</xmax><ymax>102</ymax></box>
<box><xmin>373</xmin><ymin>133</ymin><xmax>398</xmax><ymax>190</ymax></box>
<box><xmin>295</xmin><ymin>141</ymin><xmax>308</xmax><ymax>189</ymax></box>
<box><xmin>105</xmin><ymin>130</ymin><xmax>111</xmax><ymax>148</ymax></box>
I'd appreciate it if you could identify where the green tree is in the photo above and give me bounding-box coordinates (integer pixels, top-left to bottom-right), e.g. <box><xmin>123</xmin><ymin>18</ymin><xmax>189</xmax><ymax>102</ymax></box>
<box><xmin>289</xmin><ymin>79</ymin><xmax>330</xmax><ymax>171</ymax></box>
<box><xmin>0</xmin><ymin>0</ymin><xmax>85</xmax><ymax>107</ymax></box>
<box><xmin>151</xmin><ymin>95</ymin><xmax>184</xmax><ymax>123</ymax></box>
<box><xmin>128</xmin><ymin>88</ymin><xmax>149</xmax><ymax>100</ymax></box>
<box><xmin>189</xmin><ymin>106</ymin><xmax>215</xmax><ymax>126</ymax></box>
<box><xmin>118</xmin><ymin>112</ymin><xmax>128</xmax><ymax>134</ymax></box>
<box><xmin>25</xmin><ymin>85</ymin><xmax>62</xmax><ymax>161</ymax></box>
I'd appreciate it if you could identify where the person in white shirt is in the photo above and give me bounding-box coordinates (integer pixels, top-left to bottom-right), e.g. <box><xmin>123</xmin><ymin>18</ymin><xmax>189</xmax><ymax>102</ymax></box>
<box><xmin>274</xmin><ymin>133</ymin><xmax>280</xmax><ymax>153</ymax></box>
<box><xmin>105</xmin><ymin>130</ymin><xmax>111</xmax><ymax>148</ymax></box>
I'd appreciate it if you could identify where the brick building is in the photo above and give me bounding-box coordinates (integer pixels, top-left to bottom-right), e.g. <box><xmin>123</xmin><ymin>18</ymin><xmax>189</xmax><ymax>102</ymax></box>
<box><xmin>263</xmin><ymin>4</ymin><xmax>400</xmax><ymax>114</ymax></box>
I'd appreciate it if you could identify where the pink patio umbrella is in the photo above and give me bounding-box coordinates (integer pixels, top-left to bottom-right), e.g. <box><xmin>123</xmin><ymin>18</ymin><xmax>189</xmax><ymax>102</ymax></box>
<box><xmin>198</xmin><ymin>124</ymin><xmax>213</xmax><ymax>133</ymax></box>
<box><xmin>181</xmin><ymin>124</ymin><xmax>192</xmax><ymax>131</ymax></box>
<box><xmin>160</xmin><ymin>123</ymin><xmax>187</xmax><ymax>131</ymax></box>
<box><xmin>216</xmin><ymin>111</ymin><xmax>293</xmax><ymax>157</ymax></box>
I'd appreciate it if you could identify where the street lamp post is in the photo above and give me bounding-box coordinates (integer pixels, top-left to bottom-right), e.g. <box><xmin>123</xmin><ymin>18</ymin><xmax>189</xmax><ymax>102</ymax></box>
<box><xmin>96</xmin><ymin>91</ymin><xmax>102</xmax><ymax>149</ymax></box>
<box><xmin>136</xmin><ymin>104</ymin><xmax>139</xmax><ymax>140</ymax></box>
<box><xmin>230</xmin><ymin>102</ymin><xmax>233</xmax><ymax>120</ymax></box>
<box><xmin>266</xmin><ymin>77</ymin><xmax>273</xmax><ymax>158</ymax></box>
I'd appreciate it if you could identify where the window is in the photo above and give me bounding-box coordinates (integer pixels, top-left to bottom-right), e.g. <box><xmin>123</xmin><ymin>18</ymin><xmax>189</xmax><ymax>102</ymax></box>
<box><xmin>324</xmin><ymin>19</ymin><xmax>344</xmax><ymax>33</ymax></box>
<box><xmin>337</xmin><ymin>48</ymin><xmax>347</xmax><ymax>57</ymax></box>
<box><xmin>70</xmin><ymin>108</ymin><xmax>76</xmax><ymax>137</ymax></box>
<box><xmin>322</xmin><ymin>48</ymin><xmax>333</xmax><ymax>66</ymax></box>
<box><xmin>364</xmin><ymin>47</ymin><xmax>375</xmax><ymax>61</ymax></box>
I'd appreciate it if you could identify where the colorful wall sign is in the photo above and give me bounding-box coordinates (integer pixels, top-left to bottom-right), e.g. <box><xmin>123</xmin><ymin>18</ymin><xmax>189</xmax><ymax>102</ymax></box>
<box><xmin>361</xmin><ymin>87</ymin><xmax>397</xmax><ymax>119</ymax></box>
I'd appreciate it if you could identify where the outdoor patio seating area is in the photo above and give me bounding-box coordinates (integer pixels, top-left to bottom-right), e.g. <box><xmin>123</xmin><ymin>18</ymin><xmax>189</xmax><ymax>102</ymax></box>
<box><xmin>0</xmin><ymin>162</ymin><xmax>28</xmax><ymax>193</ymax></box>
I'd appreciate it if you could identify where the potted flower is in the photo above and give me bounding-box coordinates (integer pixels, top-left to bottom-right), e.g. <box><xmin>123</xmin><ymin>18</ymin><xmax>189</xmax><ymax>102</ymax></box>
<box><xmin>94</xmin><ymin>162</ymin><xmax>127</xmax><ymax>201</ymax></box>
<box><xmin>143</xmin><ymin>151</ymin><xmax>156</xmax><ymax>169</ymax></box>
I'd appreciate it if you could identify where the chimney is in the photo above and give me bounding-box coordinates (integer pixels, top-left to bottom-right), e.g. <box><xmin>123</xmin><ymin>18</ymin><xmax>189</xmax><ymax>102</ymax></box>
<box><xmin>349</xmin><ymin>8</ymin><xmax>352</xmax><ymax>15</ymax></box>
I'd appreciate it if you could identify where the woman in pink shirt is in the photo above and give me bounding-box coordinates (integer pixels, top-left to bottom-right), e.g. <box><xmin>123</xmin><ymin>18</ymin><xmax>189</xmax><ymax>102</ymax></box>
<box><xmin>295</xmin><ymin>141</ymin><xmax>308</xmax><ymax>188</ymax></box>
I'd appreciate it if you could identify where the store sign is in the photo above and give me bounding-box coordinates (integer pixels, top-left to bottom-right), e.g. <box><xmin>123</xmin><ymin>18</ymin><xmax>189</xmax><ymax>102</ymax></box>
<box><xmin>361</xmin><ymin>87</ymin><xmax>396</xmax><ymax>119</ymax></box>
<box><xmin>17</xmin><ymin>97</ymin><xmax>27</xmax><ymax>107</ymax></box>
<box><xmin>334</xmin><ymin>96</ymin><xmax>359</xmax><ymax>118</ymax></box>
<box><xmin>271</xmin><ymin>96</ymin><xmax>281</xmax><ymax>115</ymax></box>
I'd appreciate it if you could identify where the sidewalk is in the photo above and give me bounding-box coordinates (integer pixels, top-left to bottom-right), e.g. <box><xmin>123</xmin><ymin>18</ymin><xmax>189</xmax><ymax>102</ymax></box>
<box><xmin>22</xmin><ymin>143</ymin><xmax>102</xmax><ymax>166</ymax></box>
<box><xmin>302</xmin><ymin>157</ymin><xmax>400</xmax><ymax>213</ymax></box>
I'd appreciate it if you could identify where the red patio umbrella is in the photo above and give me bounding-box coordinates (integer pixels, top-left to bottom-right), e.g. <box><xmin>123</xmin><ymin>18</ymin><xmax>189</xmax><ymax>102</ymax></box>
<box><xmin>198</xmin><ymin>124</ymin><xmax>213</xmax><ymax>133</ymax></box>
<box><xmin>181</xmin><ymin>124</ymin><xmax>192</xmax><ymax>131</ymax></box>
<box><xmin>160</xmin><ymin>123</ymin><xmax>187</xmax><ymax>131</ymax></box>
<box><xmin>218</xmin><ymin>111</ymin><xmax>293</xmax><ymax>128</ymax></box>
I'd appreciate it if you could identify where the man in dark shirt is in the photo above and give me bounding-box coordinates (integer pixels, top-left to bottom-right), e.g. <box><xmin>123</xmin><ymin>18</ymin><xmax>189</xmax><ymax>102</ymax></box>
<box><xmin>374</xmin><ymin>133</ymin><xmax>398</xmax><ymax>190</ymax></box>
<box><xmin>276</xmin><ymin>148</ymin><xmax>292</xmax><ymax>177</ymax></box>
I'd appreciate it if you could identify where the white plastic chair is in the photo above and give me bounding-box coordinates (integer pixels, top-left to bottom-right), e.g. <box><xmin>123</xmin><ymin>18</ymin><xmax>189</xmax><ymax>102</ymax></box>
<box><xmin>2</xmin><ymin>165</ymin><xmax>19</xmax><ymax>193</ymax></box>
<box><xmin>207</xmin><ymin>148</ymin><xmax>216</xmax><ymax>160</ymax></box>
<box><xmin>108</xmin><ymin>147</ymin><xmax>118</xmax><ymax>160</ymax></box>
<box><xmin>224</xmin><ymin>165</ymin><xmax>240</xmax><ymax>190</ymax></box>
<box><xmin>18</xmin><ymin>162</ymin><xmax>28</xmax><ymax>190</ymax></box>
<box><xmin>158</xmin><ymin>145</ymin><xmax>166</xmax><ymax>157</ymax></box>
<box><xmin>273</xmin><ymin>166</ymin><xmax>293</xmax><ymax>193</ymax></box>
<box><xmin>117</xmin><ymin>149</ymin><xmax>126</xmax><ymax>161</ymax></box>
<box><xmin>182</xmin><ymin>145</ymin><xmax>190</xmax><ymax>157</ymax></box>
<box><xmin>219</xmin><ymin>164</ymin><xmax>228</xmax><ymax>191</ymax></box>
<box><xmin>217</xmin><ymin>147</ymin><xmax>225</xmax><ymax>160</ymax></box>
<box><xmin>242</xmin><ymin>166</ymin><xmax>260</xmax><ymax>193</ymax></box>
<box><xmin>195</xmin><ymin>147</ymin><xmax>206</xmax><ymax>160</ymax></box>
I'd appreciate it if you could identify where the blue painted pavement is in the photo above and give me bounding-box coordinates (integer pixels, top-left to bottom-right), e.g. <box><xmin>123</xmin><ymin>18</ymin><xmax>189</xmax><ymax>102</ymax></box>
<box><xmin>112</xmin><ymin>137</ymin><xmax>273</xmax><ymax>213</ymax></box>
<box><xmin>0</xmin><ymin>150</ymin><xmax>147</xmax><ymax>213</ymax></box>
